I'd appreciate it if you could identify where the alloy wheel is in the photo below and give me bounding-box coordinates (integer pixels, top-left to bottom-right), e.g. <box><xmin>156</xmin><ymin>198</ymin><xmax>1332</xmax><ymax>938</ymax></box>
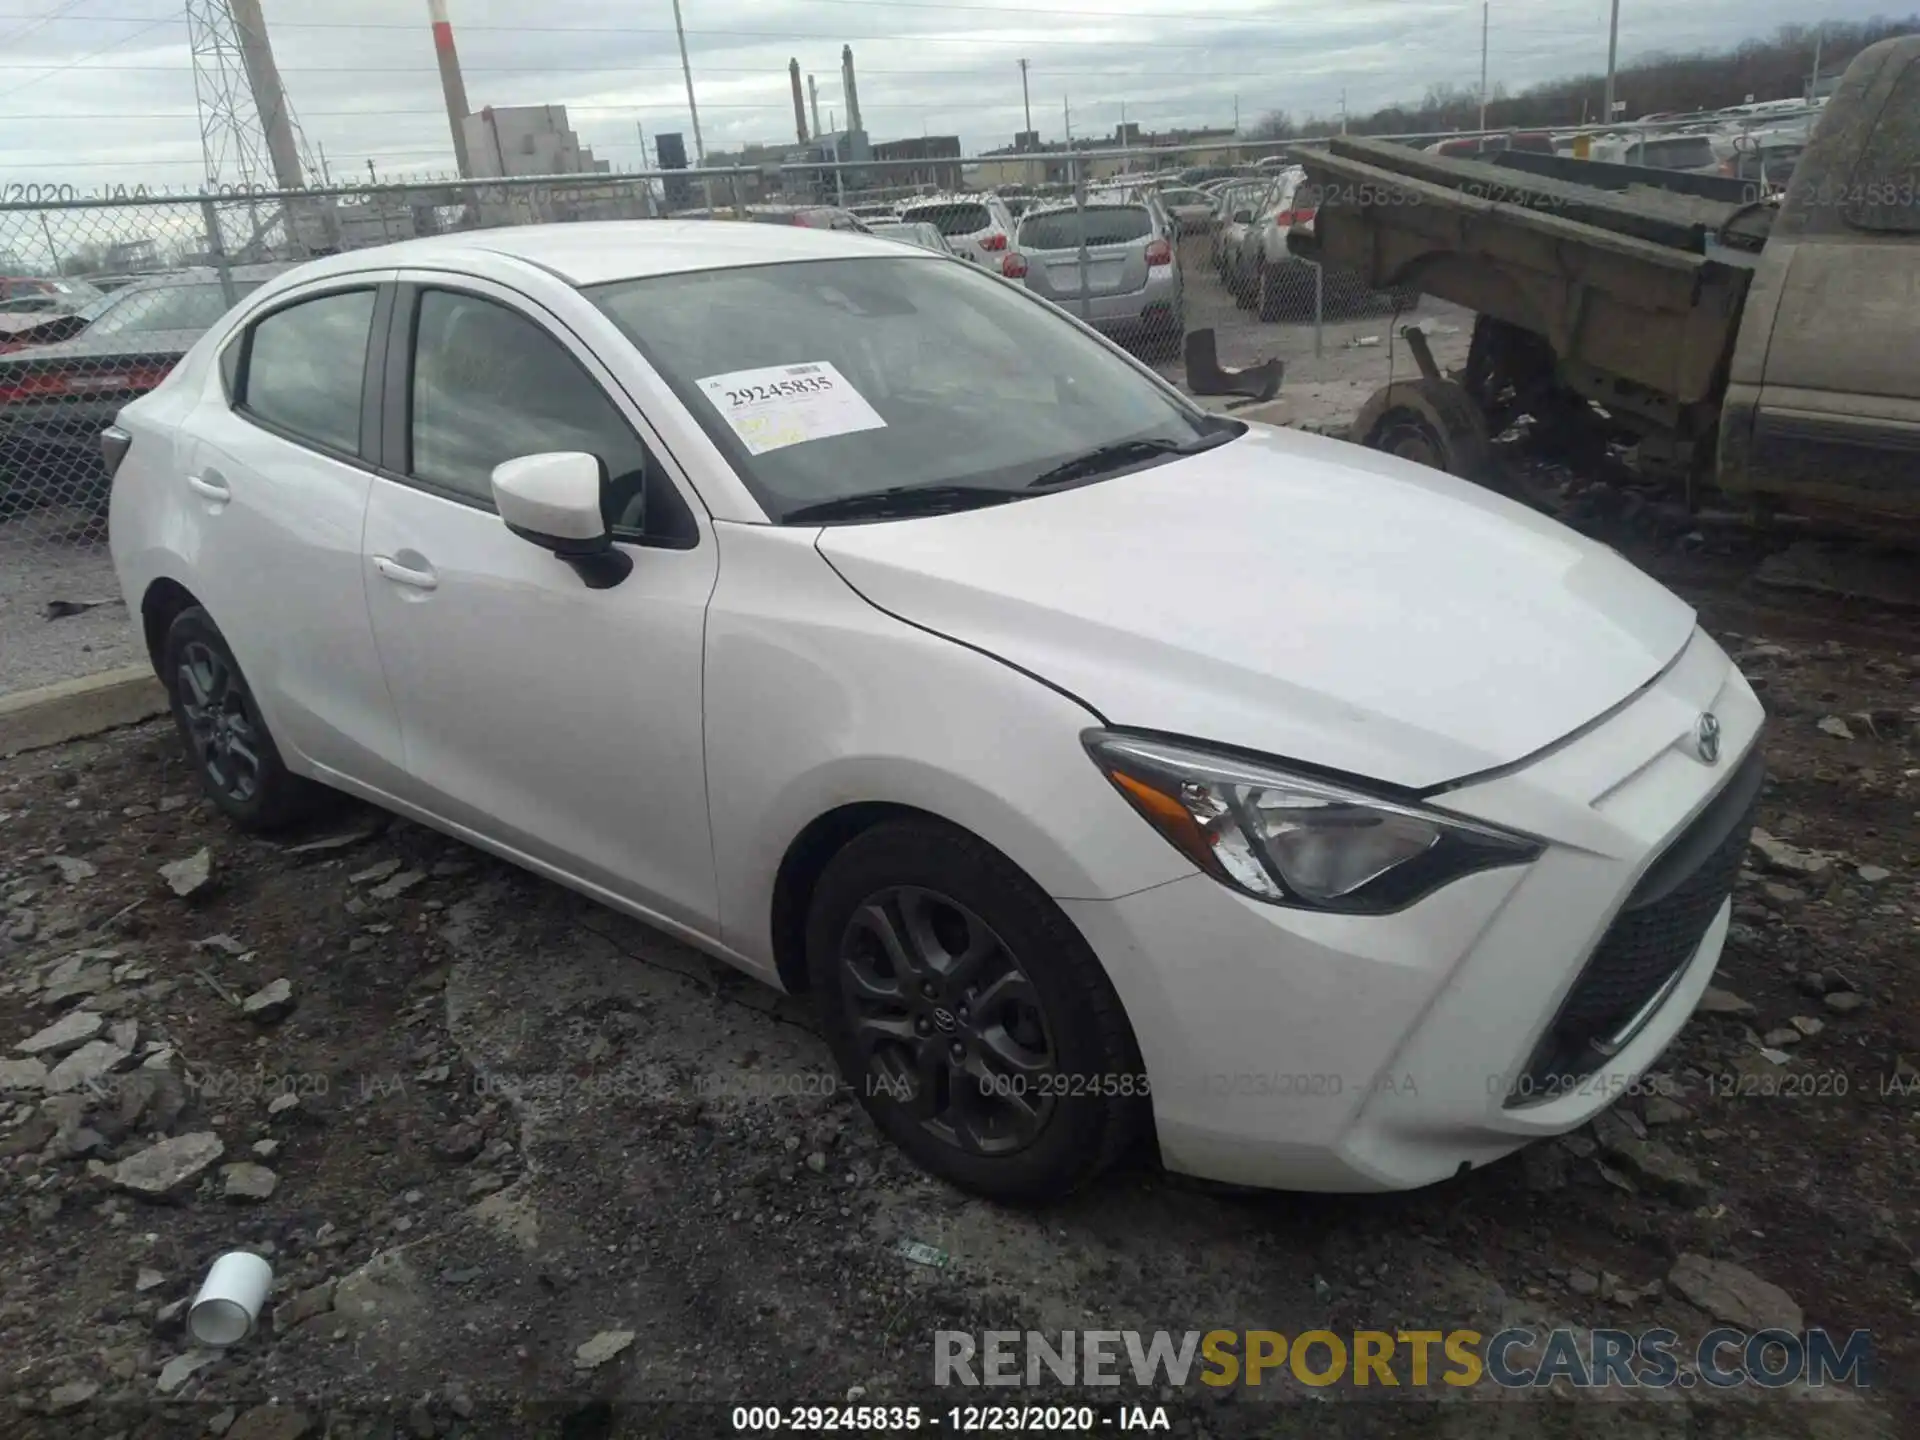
<box><xmin>838</xmin><ymin>885</ymin><xmax>1057</xmax><ymax>1156</ymax></box>
<box><xmin>176</xmin><ymin>640</ymin><xmax>263</xmax><ymax>804</ymax></box>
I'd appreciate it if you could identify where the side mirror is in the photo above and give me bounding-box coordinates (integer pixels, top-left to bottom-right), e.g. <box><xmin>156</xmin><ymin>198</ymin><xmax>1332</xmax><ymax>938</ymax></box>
<box><xmin>1231</xmin><ymin>209</ymin><xmax>1253</xmax><ymax>225</ymax></box>
<box><xmin>490</xmin><ymin>452</ymin><xmax>632</xmax><ymax>590</ymax></box>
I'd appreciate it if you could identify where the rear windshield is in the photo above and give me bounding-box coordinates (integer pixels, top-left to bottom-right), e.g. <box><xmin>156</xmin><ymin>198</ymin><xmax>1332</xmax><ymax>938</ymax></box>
<box><xmin>84</xmin><ymin>280</ymin><xmax>265</xmax><ymax>337</ymax></box>
<box><xmin>1638</xmin><ymin>136</ymin><xmax>1716</xmax><ymax>169</ymax></box>
<box><xmin>1017</xmin><ymin>206</ymin><xmax>1152</xmax><ymax>249</ymax></box>
<box><xmin>900</xmin><ymin>202</ymin><xmax>992</xmax><ymax>236</ymax></box>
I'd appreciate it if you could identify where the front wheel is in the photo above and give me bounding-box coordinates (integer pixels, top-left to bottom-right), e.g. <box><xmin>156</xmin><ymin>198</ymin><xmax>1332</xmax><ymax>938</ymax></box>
<box><xmin>807</xmin><ymin>819</ymin><xmax>1145</xmax><ymax>1201</ymax></box>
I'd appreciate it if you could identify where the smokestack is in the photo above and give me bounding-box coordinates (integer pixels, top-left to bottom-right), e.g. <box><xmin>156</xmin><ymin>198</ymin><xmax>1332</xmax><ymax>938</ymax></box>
<box><xmin>841</xmin><ymin>44</ymin><xmax>862</xmax><ymax>134</ymax></box>
<box><xmin>427</xmin><ymin>0</ymin><xmax>474</xmax><ymax>177</ymax></box>
<box><xmin>789</xmin><ymin>58</ymin><xmax>809</xmax><ymax>143</ymax></box>
<box><xmin>228</xmin><ymin>0</ymin><xmax>303</xmax><ymax>188</ymax></box>
<box><xmin>808</xmin><ymin>75</ymin><xmax>823</xmax><ymax>138</ymax></box>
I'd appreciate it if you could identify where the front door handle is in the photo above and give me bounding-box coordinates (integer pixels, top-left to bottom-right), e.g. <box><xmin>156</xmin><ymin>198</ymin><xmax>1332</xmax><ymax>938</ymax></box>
<box><xmin>373</xmin><ymin>555</ymin><xmax>439</xmax><ymax>591</ymax></box>
<box><xmin>186</xmin><ymin>471</ymin><xmax>231</xmax><ymax>503</ymax></box>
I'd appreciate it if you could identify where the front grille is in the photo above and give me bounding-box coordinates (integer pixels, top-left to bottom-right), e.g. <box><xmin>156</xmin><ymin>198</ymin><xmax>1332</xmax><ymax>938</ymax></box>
<box><xmin>1512</xmin><ymin>743</ymin><xmax>1765</xmax><ymax>1101</ymax></box>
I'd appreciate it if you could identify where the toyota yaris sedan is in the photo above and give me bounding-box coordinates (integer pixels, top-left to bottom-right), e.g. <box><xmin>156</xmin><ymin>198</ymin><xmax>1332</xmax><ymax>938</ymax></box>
<box><xmin>106</xmin><ymin>221</ymin><xmax>1764</xmax><ymax>1201</ymax></box>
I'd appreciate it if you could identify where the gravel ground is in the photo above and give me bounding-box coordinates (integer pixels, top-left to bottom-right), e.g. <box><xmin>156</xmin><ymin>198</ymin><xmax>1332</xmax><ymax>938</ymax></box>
<box><xmin>0</xmin><ymin>515</ymin><xmax>142</xmax><ymax>699</ymax></box>
<box><xmin>0</xmin><ymin>507</ymin><xmax>1914</xmax><ymax>1438</ymax></box>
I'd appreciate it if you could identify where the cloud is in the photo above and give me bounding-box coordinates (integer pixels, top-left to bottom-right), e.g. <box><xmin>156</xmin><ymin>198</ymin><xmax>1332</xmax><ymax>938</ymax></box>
<box><xmin>0</xmin><ymin>0</ymin><xmax>1891</xmax><ymax>187</ymax></box>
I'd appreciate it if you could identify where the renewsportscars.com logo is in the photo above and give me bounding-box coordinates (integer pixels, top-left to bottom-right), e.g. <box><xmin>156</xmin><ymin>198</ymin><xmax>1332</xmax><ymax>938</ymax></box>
<box><xmin>934</xmin><ymin>1328</ymin><xmax>1874</xmax><ymax>1390</ymax></box>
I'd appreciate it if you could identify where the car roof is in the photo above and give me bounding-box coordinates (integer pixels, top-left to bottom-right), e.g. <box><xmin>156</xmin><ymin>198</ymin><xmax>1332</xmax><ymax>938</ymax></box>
<box><xmin>272</xmin><ymin>220</ymin><xmax>918</xmax><ymax>288</ymax></box>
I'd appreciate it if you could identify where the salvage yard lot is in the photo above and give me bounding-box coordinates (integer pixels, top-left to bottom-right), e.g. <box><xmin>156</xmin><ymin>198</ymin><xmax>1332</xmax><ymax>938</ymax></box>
<box><xmin>0</xmin><ymin>539</ymin><xmax>1915</xmax><ymax>1438</ymax></box>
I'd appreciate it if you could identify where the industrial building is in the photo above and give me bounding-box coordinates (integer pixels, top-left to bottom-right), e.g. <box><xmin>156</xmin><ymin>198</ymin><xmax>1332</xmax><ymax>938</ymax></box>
<box><xmin>972</xmin><ymin>124</ymin><xmax>1241</xmax><ymax>186</ymax></box>
<box><xmin>461</xmin><ymin>105</ymin><xmax>611</xmax><ymax>178</ymax></box>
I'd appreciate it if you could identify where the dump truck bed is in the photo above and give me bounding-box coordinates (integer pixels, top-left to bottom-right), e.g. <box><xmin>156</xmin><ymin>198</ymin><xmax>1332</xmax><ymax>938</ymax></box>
<box><xmin>1296</xmin><ymin>136</ymin><xmax>1760</xmax><ymax>406</ymax></box>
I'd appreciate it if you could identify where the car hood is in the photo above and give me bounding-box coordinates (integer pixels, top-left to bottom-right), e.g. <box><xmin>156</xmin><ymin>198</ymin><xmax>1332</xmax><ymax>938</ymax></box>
<box><xmin>815</xmin><ymin>425</ymin><xmax>1696</xmax><ymax>789</ymax></box>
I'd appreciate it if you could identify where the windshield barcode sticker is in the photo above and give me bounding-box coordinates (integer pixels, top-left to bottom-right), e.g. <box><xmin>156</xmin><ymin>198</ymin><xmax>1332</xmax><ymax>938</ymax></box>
<box><xmin>695</xmin><ymin>360</ymin><xmax>887</xmax><ymax>455</ymax></box>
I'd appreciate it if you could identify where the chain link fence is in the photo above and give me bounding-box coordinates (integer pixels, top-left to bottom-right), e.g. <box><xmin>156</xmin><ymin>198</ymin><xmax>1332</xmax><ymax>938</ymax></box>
<box><xmin>1</xmin><ymin>146</ymin><xmax>1433</xmax><ymax>697</ymax></box>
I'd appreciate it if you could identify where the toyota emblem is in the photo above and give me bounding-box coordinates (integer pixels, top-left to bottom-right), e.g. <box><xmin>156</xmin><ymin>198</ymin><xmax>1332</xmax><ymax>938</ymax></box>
<box><xmin>932</xmin><ymin>1008</ymin><xmax>958</xmax><ymax>1033</ymax></box>
<box><xmin>1694</xmin><ymin>712</ymin><xmax>1722</xmax><ymax>765</ymax></box>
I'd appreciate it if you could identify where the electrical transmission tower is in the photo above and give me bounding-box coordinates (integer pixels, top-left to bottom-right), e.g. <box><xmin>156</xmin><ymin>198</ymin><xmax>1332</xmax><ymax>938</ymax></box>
<box><xmin>185</xmin><ymin>0</ymin><xmax>315</xmax><ymax>192</ymax></box>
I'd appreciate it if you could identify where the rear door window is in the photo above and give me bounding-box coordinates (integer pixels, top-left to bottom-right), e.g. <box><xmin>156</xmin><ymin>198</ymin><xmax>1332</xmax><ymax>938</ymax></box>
<box><xmin>1018</xmin><ymin>206</ymin><xmax>1152</xmax><ymax>249</ymax></box>
<box><xmin>239</xmin><ymin>289</ymin><xmax>376</xmax><ymax>456</ymax></box>
<box><xmin>900</xmin><ymin>203</ymin><xmax>992</xmax><ymax>237</ymax></box>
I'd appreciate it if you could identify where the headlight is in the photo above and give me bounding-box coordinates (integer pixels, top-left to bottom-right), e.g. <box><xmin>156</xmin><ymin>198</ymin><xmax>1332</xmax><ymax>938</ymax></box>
<box><xmin>1084</xmin><ymin>730</ymin><xmax>1541</xmax><ymax>914</ymax></box>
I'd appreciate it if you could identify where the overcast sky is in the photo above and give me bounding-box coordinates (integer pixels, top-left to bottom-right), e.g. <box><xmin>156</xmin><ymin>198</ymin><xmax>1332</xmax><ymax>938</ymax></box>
<box><xmin>0</xmin><ymin>0</ymin><xmax>1896</xmax><ymax>188</ymax></box>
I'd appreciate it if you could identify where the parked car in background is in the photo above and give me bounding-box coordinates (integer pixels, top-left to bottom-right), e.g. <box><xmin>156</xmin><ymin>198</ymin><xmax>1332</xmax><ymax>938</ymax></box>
<box><xmin>107</xmin><ymin>219</ymin><xmax>1763</xmax><ymax>1203</ymax></box>
<box><xmin>896</xmin><ymin>193</ymin><xmax>1017</xmax><ymax>266</ymax></box>
<box><xmin>1211</xmin><ymin>179</ymin><xmax>1274</xmax><ymax>276</ymax></box>
<box><xmin>1427</xmin><ymin>131</ymin><xmax>1555</xmax><ymax>159</ymax></box>
<box><xmin>1147</xmin><ymin>186</ymin><xmax>1219</xmax><ymax>235</ymax></box>
<box><xmin>867</xmin><ymin>220</ymin><xmax>958</xmax><ymax>256</ymax></box>
<box><xmin>672</xmin><ymin>203</ymin><xmax>871</xmax><ymax>231</ymax></box>
<box><xmin>1</xmin><ymin>265</ymin><xmax>285</xmax><ymax>516</ymax></box>
<box><xmin>847</xmin><ymin>202</ymin><xmax>901</xmax><ymax>222</ymax></box>
<box><xmin>1</xmin><ymin>278</ymin><xmax>102</xmax><ymax>347</ymax></box>
<box><xmin>1004</xmin><ymin>198</ymin><xmax>1183</xmax><ymax>357</ymax></box>
<box><xmin>1</xmin><ymin>276</ymin><xmax>102</xmax><ymax>313</ymax></box>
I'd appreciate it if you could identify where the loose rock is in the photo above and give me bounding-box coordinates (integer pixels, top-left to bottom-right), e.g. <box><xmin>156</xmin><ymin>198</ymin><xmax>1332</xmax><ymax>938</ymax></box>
<box><xmin>1816</xmin><ymin>715</ymin><xmax>1855</xmax><ymax>740</ymax></box>
<box><xmin>46</xmin><ymin>1380</ymin><xmax>99</xmax><ymax>1413</ymax></box>
<box><xmin>0</xmin><ymin>1057</ymin><xmax>48</xmax><ymax>1093</ymax></box>
<box><xmin>44</xmin><ymin>1039</ymin><xmax>130</xmax><ymax>1094</ymax></box>
<box><xmin>159</xmin><ymin>848</ymin><xmax>214</xmax><ymax>898</ymax></box>
<box><xmin>241</xmin><ymin>978</ymin><xmax>295</xmax><ymax>1024</ymax></box>
<box><xmin>1668</xmin><ymin>1254</ymin><xmax>1802</xmax><ymax>1332</ymax></box>
<box><xmin>370</xmin><ymin>869</ymin><xmax>426</xmax><ymax>902</ymax></box>
<box><xmin>222</xmin><ymin>1162</ymin><xmax>279</xmax><ymax>1201</ymax></box>
<box><xmin>434</xmin><ymin>1122</ymin><xmax>484</xmax><ymax>1163</ymax></box>
<box><xmin>156</xmin><ymin>1349</ymin><xmax>219</xmax><ymax>1395</ymax></box>
<box><xmin>574</xmin><ymin>1329</ymin><xmax>635</xmax><ymax>1369</ymax></box>
<box><xmin>1696</xmin><ymin>987</ymin><xmax>1755</xmax><ymax>1016</ymax></box>
<box><xmin>46</xmin><ymin>855</ymin><xmax>98</xmax><ymax>885</ymax></box>
<box><xmin>1824</xmin><ymin>992</ymin><xmax>1867</xmax><ymax>1014</ymax></box>
<box><xmin>111</xmin><ymin>1132</ymin><xmax>225</xmax><ymax>1198</ymax></box>
<box><xmin>350</xmin><ymin>859</ymin><xmax>403</xmax><ymax>886</ymax></box>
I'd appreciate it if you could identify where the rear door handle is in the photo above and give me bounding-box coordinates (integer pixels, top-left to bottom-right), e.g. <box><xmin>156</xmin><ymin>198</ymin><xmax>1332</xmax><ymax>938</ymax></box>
<box><xmin>186</xmin><ymin>471</ymin><xmax>230</xmax><ymax>503</ymax></box>
<box><xmin>373</xmin><ymin>555</ymin><xmax>438</xmax><ymax>591</ymax></box>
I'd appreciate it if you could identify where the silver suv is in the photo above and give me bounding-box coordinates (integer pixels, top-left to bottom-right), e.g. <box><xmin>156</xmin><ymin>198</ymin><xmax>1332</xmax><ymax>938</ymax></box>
<box><xmin>896</xmin><ymin>193</ymin><xmax>1017</xmax><ymax>266</ymax></box>
<box><xmin>1004</xmin><ymin>199</ymin><xmax>1184</xmax><ymax>359</ymax></box>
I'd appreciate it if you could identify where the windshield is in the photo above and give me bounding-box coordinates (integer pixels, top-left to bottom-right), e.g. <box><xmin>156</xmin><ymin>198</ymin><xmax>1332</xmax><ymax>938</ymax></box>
<box><xmin>1018</xmin><ymin>206</ymin><xmax>1153</xmax><ymax>249</ymax></box>
<box><xmin>899</xmin><ymin>202</ymin><xmax>992</xmax><ymax>236</ymax></box>
<box><xmin>588</xmin><ymin>256</ymin><xmax>1216</xmax><ymax>523</ymax></box>
<box><xmin>83</xmin><ymin>280</ymin><xmax>260</xmax><ymax>337</ymax></box>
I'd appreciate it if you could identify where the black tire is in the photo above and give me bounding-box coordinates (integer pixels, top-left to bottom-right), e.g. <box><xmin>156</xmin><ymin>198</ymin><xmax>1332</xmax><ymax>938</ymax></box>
<box><xmin>161</xmin><ymin>606</ymin><xmax>327</xmax><ymax>832</ymax></box>
<box><xmin>806</xmin><ymin>818</ymin><xmax>1145</xmax><ymax>1202</ymax></box>
<box><xmin>1349</xmin><ymin>377</ymin><xmax>1494</xmax><ymax>483</ymax></box>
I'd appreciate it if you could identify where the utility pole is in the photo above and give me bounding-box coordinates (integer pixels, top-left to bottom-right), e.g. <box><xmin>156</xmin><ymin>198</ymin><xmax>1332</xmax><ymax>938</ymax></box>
<box><xmin>318</xmin><ymin>140</ymin><xmax>331</xmax><ymax>185</ymax></box>
<box><xmin>1340</xmin><ymin>89</ymin><xmax>1348</xmax><ymax>134</ymax></box>
<box><xmin>1603</xmin><ymin>0</ymin><xmax>1620</xmax><ymax>127</ymax></box>
<box><xmin>670</xmin><ymin>0</ymin><xmax>705</xmax><ymax>165</ymax></box>
<box><xmin>1232</xmin><ymin>93</ymin><xmax>1239</xmax><ymax>132</ymax></box>
<box><xmin>366</xmin><ymin>157</ymin><xmax>377</xmax><ymax>183</ymax></box>
<box><xmin>1479</xmin><ymin>1</ymin><xmax>1489</xmax><ymax>133</ymax></box>
<box><xmin>1018</xmin><ymin>58</ymin><xmax>1032</xmax><ymax>137</ymax></box>
<box><xmin>1809</xmin><ymin>25</ymin><xmax>1823</xmax><ymax>101</ymax></box>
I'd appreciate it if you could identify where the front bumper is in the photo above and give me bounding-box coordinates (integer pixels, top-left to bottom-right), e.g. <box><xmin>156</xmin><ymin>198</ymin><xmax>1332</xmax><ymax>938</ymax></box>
<box><xmin>1060</xmin><ymin>626</ymin><xmax>1765</xmax><ymax>1191</ymax></box>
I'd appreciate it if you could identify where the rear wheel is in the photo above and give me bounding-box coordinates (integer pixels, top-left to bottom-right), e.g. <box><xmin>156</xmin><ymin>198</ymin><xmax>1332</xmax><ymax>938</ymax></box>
<box><xmin>161</xmin><ymin>607</ymin><xmax>328</xmax><ymax>832</ymax></box>
<box><xmin>807</xmin><ymin>819</ymin><xmax>1145</xmax><ymax>1201</ymax></box>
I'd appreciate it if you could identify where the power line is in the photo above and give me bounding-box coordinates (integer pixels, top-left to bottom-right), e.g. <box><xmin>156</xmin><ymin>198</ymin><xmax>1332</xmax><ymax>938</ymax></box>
<box><xmin>0</xmin><ymin>10</ymin><xmax>177</xmax><ymax>100</ymax></box>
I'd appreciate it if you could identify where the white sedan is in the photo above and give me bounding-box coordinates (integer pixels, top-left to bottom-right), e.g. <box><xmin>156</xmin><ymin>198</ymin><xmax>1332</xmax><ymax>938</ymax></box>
<box><xmin>106</xmin><ymin>221</ymin><xmax>1764</xmax><ymax>1200</ymax></box>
